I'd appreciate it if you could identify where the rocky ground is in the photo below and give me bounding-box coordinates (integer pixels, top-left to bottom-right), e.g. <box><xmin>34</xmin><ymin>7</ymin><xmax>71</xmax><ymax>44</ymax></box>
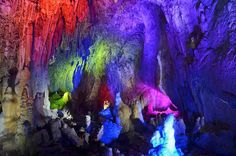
<box><xmin>1</xmin><ymin>111</ymin><xmax>235</xmax><ymax>156</ymax></box>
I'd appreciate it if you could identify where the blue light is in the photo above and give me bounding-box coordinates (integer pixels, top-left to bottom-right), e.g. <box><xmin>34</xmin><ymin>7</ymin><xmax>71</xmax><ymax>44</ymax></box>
<box><xmin>149</xmin><ymin>114</ymin><xmax>184</xmax><ymax>156</ymax></box>
<box><xmin>72</xmin><ymin>61</ymin><xmax>83</xmax><ymax>91</ymax></box>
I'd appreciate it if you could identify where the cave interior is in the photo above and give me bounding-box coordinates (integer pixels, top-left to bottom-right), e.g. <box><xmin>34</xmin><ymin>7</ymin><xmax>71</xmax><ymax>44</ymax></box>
<box><xmin>0</xmin><ymin>0</ymin><xmax>236</xmax><ymax>156</ymax></box>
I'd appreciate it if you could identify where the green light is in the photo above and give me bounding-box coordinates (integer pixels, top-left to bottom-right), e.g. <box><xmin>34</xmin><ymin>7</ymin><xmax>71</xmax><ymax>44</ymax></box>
<box><xmin>50</xmin><ymin>92</ymin><xmax>71</xmax><ymax>110</ymax></box>
<box><xmin>48</xmin><ymin>50</ymin><xmax>84</xmax><ymax>92</ymax></box>
<box><xmin>85</xmin><ymin>39</ymin><xmax>115</xmax><ymax>77</ymax></box>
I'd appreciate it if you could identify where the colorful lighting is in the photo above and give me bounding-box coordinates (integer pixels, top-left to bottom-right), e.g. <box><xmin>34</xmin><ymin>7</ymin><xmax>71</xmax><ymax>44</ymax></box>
<box><xmin>48</xmin><ymin>48</ymin><xmax>84</xmax><ymax>92</ymax></box>
<box><xmin>50</xmin><ymin>92</ymin><xmax>71</xmax><ymax>110</ymax></box>
<box><xmin>85</xmin><ymin>39</ymin><xmax>112</xmax><ymax>77</ymax></box>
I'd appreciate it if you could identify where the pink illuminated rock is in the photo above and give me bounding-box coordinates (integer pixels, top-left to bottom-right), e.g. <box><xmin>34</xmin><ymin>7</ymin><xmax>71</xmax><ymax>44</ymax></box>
<box><xmin>136</xmin><ymin>84</ymin><xmax>179</xmax><ymax>117</ymax></box>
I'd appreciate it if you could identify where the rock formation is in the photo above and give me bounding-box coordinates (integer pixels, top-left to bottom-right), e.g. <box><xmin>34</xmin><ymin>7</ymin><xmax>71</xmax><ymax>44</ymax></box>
<box><xmin>0</xmin><ymin>0</ymin><xmax>235</xmax><ymax>155</ymax></box>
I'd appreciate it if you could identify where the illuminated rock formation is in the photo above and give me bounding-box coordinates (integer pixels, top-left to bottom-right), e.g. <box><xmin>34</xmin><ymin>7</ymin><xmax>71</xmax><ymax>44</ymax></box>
<box><xmin>149</xmin><ymin>115</ymin><xmax>183</xmax><ymax>156</ymax></box>
<box><xmin>0</xmin><ymin>0</ymin><xmax>235</xmax><ymax>155</ymax></box>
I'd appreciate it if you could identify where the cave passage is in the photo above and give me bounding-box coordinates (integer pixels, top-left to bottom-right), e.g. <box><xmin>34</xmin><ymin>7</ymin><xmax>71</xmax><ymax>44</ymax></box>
<box><xmin>0</xmin><ymin>0</ymin><xmax>236</xmax><ymax>156</ymax></box>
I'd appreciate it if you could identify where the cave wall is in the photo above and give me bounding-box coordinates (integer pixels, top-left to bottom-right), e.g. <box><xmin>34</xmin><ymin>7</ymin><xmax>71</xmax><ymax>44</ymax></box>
<box><xmin>154</xmin><ymin>0</ymin><xmax>236</xmax><ymax>130</ymax></box>
<box><xmin>0</xmin><ymin>0</ymin><xmax>236</xmax><ymax>152</ymax></box>
<box><xmin>0</xmin><ymin>0</ymin><xmax>90</xmax><ymax>152</ymax></box>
